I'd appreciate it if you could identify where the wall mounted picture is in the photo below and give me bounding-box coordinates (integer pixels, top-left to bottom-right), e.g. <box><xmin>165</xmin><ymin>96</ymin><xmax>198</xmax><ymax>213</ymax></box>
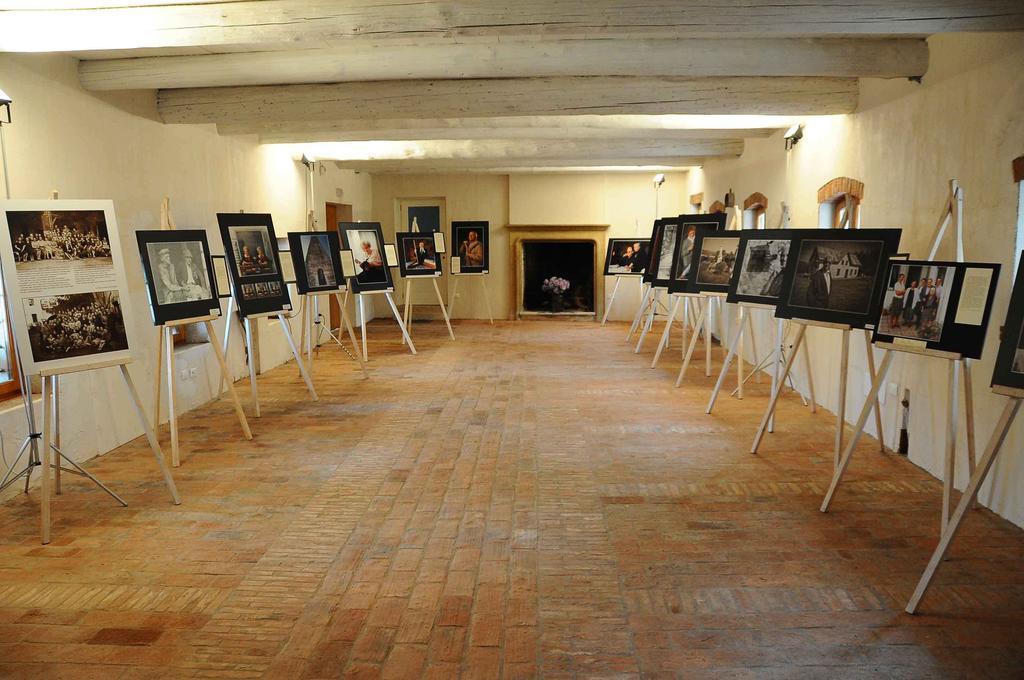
<box><xmin>0</xmin><ymin>200</ymin><xmax>136</xmax><ymax>375</ymax></box>
<box><xmin>396</xmin><ymin>231</ymin><xmax>442</xmax><ymax>277</ymax></box>
<box><xmin>992</xmin><ymin>252</ymin><xmax>1024</xmax><ymax>390</ymax></box>
<box><xmin>216</xmin><ymin>213</ymin><xmax>291</xmax><ymax>317</ymax></box>
<box><xmin>675</xmin><ymin>227</ymin><xmax>742</xmax><ymax>294</ymax></box>
<box><xmin>452</xmin><ymin>221</ymin><xmax>488</xmax><ymax>273</ymax></box>
<box><xmin>136</xmin><ymin>229</ymin><xmax>220</xmax><ymax>325</ymax></box>
<box><xmin>774</xmin><ymin>229</ymin><xmax>902</xmax><ymax>328</ymax></box>
<box><xmin>668</xmin><ymin>213</ymin><xmax>728</xmax><ymax>292</ymax></box>
<box><xmin>288</xmin><ymin>231</ymin><xmax>345</xmax><ymax>294</ymax></box>
<box><xmin>603</xmin><ymin>238</ymin><xmax>650</xmax><ymax>276</ymax></box>
<box><xmin>726</xmin><ymin>229</ymin><xmax>799</xmax><ymax>305</ymax></box>
<box><xmin>339</xmin><ymin>221</ymin><xmax>394</xmax><ymax>293</ymax></box>
<box><xmin>872</xmin><ymin>260</ymin><xmax>999</xmax><ymax>358</ymax></box>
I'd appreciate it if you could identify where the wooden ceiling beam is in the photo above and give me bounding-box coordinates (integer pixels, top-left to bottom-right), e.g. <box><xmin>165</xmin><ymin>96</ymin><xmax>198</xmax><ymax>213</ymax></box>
<box><xmin>158</xmin><ymin>76</ymin><xmax>858</xmax><ymax>125</ymax></box>
<box><xmin>4</xmin><ymin>1</ymin><xmax>1022</xmax><ymax>52</ymax></box>
<box><xmin>79</xmin><ymin>37</ymin><xmax>928</xmax><ymax>90</ymax></box>
<box><xmin>328</xmin><ymin>156</ymin><xmax>709</xmax><ymax>173</ymax></box>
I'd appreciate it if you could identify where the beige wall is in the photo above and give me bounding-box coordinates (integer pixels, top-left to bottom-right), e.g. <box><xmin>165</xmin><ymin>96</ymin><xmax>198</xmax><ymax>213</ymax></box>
<box><xmin>371</xmin><ymin>171</ymin><xmax>689</xmax><ymax>321</ymax></box>
<box><xmin>690</xmin><ymin>33</ymin><xmax>1024</xmax><ymax>527</ymax></box>
<box><xmin>0</xmin><ymin>53</ymin><xmax>372</xmax><ymax>478</ymax></box>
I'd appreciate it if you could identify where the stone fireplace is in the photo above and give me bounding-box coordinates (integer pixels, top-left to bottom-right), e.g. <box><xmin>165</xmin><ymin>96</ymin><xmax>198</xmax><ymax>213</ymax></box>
<box><xmin>507</xmin><ymin>224</ymin><xmax>609</xmax><ymax>319</ymax></box>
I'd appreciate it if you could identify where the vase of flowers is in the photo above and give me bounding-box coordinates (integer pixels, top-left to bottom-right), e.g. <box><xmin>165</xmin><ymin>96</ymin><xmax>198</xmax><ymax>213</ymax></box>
<box><xmin>541</xmin><ymin>276</ymin><xmax>571</xmax><ymax>312</ymax></box>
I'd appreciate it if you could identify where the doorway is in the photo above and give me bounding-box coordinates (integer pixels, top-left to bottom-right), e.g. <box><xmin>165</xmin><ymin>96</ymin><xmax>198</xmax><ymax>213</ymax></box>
<box><xmin>326</xmin><ymin>202</ymin><xmax>353</xmax><ymax>330</ymax></box>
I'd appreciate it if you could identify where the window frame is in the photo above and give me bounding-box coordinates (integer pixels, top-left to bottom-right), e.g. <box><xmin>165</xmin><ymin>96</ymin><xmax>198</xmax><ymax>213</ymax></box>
<box><xmin>742</xmin><ymin>192</ymin><xmax>768</xmax><ymax>229</ymax></box>
<box><xmin>817</xmin><ymin>177</ymin><xmax>864</xmax><ymax>229</ymax></box>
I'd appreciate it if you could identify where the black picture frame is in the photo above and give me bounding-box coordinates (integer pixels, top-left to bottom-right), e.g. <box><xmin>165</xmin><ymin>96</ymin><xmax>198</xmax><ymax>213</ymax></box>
<box><xmin>992</xmin><ymin>252</ymin><xmax>1024</xmax><ymax>389</ymax></box>
<box><xmin>136</xmin><ymin>229</ymin><xmax>220</xmax><ymax>325</ymax></box>
<box><xmin>339</xmin><ymin>221</ymin><xmax>394</xmax><ymax>293</ymax></box>
<box><xmin>603</xmin><ymin>238</ymin><xmax>650</xmax><ymax>276</ymax></box>
<box><xmin>288</xmin><ymin>231</ymin><xmax>345</xmax><ymax>294</ymax></box>
<box><xmin>725</xmin><ymin>229</ymin><xmax>802</xmax><ymax>305</ymax></box>
<box><xmin>667</xmin><ymin>213</ymin><xmax>729</xmax><ymax>293</ymax></box>
<box><xmin>647</xmin><ymin>217</ymin><xmax>686</xmax><ymax>288</ymax></box>
<box><xmin>396</xmin><ymin>231</ymin><xmax>443</xmax><ymax>277</ymax></box>
<box><xmin>774</xmin><ymin>228</ymin><xmax>903</xmax><ymax>328</ymax></box>
<box><xmin>676</xmin><ymin>227</ymin><xmax>743</xmax><ymax>294</ymax></box>
<box><xmin>871</xmin><ymin>259</ymin><xmax>999</xmax><ymax>359</ymax></box>
<box><xmin>452</xmin><ymin>221</ymin><xmax>489</xmax><ymax>274</ymax></box>
<box><xmin>216</xmin><ymin>213</ymin><xmax>291</xmax><ymax>317</ymax></box>
<box><xmin>641</xmin><ymin>219</ymin><xmax>667</xmax><ymax>285</ymax></box>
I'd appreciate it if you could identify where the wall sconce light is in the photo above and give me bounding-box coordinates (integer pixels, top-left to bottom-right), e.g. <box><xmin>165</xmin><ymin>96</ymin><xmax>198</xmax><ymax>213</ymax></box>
<box><xmin>0</xmin><ymin>88</ymin><xmax>11</xmax><ymax>125</ymax></box>
<box><xmin>653</xmin><ymin>173</ymin><xmax>666</xmax><ymax>187</ymax></box>
<box><xmin>300</xmin><ymin>153</ymin><xmax>315</xmax><ymax>169</ymax></box>
<box><xmin>784</xmin><ymin>124</ymin><xmax>804</xmax><ymax>150</ymax></box>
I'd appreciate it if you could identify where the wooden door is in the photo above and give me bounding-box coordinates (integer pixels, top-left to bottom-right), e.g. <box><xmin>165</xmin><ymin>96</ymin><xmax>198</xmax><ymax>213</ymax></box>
<box><xmin>326</xmin><ymin>202</ymin><xmax>353</xmax><ymax>330</ymax></box>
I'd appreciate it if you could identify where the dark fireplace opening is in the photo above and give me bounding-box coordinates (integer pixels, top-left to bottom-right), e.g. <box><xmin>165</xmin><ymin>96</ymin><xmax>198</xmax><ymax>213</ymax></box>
<box><xmin>522</xmin><ymin>240</ymin><xmax>595</xmax><ymax>314</ymax></box>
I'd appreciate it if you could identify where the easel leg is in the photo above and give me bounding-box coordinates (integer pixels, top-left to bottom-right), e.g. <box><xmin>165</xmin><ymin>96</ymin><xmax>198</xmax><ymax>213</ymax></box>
<box><xmin>769</xmin><ymin>318</ymin><xmax>783</xmax><ymax>433</ymax></box>
<box><xmin>335</xmin><ymin>294</ymin><xmax>370</xmax><ymax>378</ymax></box>
<box><xmin>40</xmin><ymin>375</ymin><xmax>52</xmax><ymax>545</ymax></box>
<box><xmin>244</xmin><ymin>318</ymin><xmax>261</xmax><ymax>418</ymax></box>
<box><xmin>359</xmin><ymin>294</ymin><xmax>369</xmax><ymax>362</ymax></box>
<box><xmin>204</xmin><ymin>321</ymin><xmax>252</xmax><ymax>440</ymax></box>
<box><xmin>751</xmin><ymin>324</ymin><xmax>807</xmax><ymax>453</ymax></box>
<box><xmin>53</xmin><ymin>376</ymin><xmax>61</xmax><ymax>495</ymax></box>
<box><xmin>217</xmin><ymin>298</ymin><xmax>236</xmax><ymax>396</ymax></box>
<box><xmin>601</xmin><ymin>276</ymin><xmax>622</xmax><ymax>325</ymax></box>
<box><xmin>704</xmin><ymin>298</ymin><xmax>713</xmax><ymax>377</ymax></box>
<box><xmin>943</xmin><ymin>359</ymin><xmax>960</xmax><ymax>533</ymax></box>
<box><xmin>449</xmin><ymin>276</ymin><xmax>460</xmax><ymax>319</ymax></box>
<box><xmin>737</xmin><ymin>306</ymin><xmax>745</xmax><ymax>400</ymax></box>
<box><xmin>431</xmin><ymin>278</ymin><xmax>456</xmax><ymax>340</ymax></box>
<box><xmin>905</xmin><ymin>398</ymin><xmax>1022</xmax><ymax>614</ymax></box>
<box><xmin>479</xmin><ymin>277</ymin><xmax>494</xmax><ymax>324</ymax></box>
<box><xmin>820</xmin><ymin>350</ymin><xmax>895</xmax><ymax>512</ymax></box>
<box><xmin>278</xmin><ymin>313</ymin><xmax>319</xmax><ymax>401</ymax></box>
<box><xmin>675</xmin><ymin>302</ymin><xmax>707</xmax><ymax>388</ymax></box>
<box><xmin>402</xmin><ymin>278</ymin><xmax>413</xmax><ymax>345</ymax></box>
<box><xmin>153</xmin><ymin>326</ymin><xmax>164</xmax><ymax>435</ymax></box>
<box><xmin>635</xmin><ymin>289</ymin><xmax>659</xmax><ymax>354</ymax></box>
<box><xmin>707</xmin><ymin>306</ymin><xmax>745</xmax><ymax>414</ymax></box>
<box><xmin>747</xmin><ymin>309</ymin><xmax>760</xmax><ymax>384</ymax></box>
<box><xmin>651</xmin><ymin>296</ymin><xmax>680</xmax><ymax>368</ymax></box>
<box><xmin>119</xmin><ymin>364</ymin><xmax>180</xmax><ymax>505</ymax></box>
<box><xmin>165</xmin><ymin>327</ymin><xmax>180</xmax><ymax>467</ymax></box>
<box><xmin>299</xmin><ymin>302</ymin><xmax>309</xmax><ymax>373</ymax></box>
<box><xmin>802</xmin><ymin>329</ymin><xmax>817</xmax><ymax>413</ymax></box>
<box><xmin>835</xmin><ymin>328</ymin><xmax>851</xmax><ymax>469</ymax></box>
<box><xmin>962</xmin><ymin>358</ymin><xmax>977</xmax><ymax>510</ymax></box>
<box><xmin>384</xmin><ymin>292</ymin><xmax>417</xmax><ymax>354</ymax></box>
<box><xmin>628</xmin><ymin>285</ymin><xmax>652</xmax><ymax>340</ymax></box>
<box><xmin>863</xmin><ymin>330</ymin><xmax>885</xmax><ymax>452</ymax></box>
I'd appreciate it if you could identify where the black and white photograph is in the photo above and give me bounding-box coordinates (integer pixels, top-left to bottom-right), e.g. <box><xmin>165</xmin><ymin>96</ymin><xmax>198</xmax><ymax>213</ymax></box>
<box><xmin>137</xmin><ymin>230</ymin><xmax>220</xmax><ymax>325</ymax></box>
<box><xmin>452</xmin><ymin>221</ymin><xmax>489</xmax><ymax>274</ymax></box>
<box><xmin>288</xmin><ymin>231</ymin><xmax>344</xmax><ymax>294</ymax></box>
<box><xmin>603</xmin><ymin>238</ymin><xmax>650</xmax><ymax>275</ymax></box>
<box><xmin>641</xmin><ymin>220</ymin><xmax>667</xmax><ymax>285</ymax></box>
<box><xmin>873</xmin><ymin>260</ymin><xmax>999</xmax><ymax>359</ymax></box>
<box><xmin>669</xmin><ymin>214</ymin><xmax>728</xmax><ymax>289</ymax></box>
<box><xmin>877</xmin><ymin>263</ymin><xmax>954</xmax><ymax>341</ymax></box>
<box><xmin>695</xmin><ymin>235</ymin><xmax>740</xmax><ymax>286</ymax></box>
<box><xmin>728</xmin><ymin>230</ymin><xmax>796</xmax><ymax>304</ymax></box>
<box><xmin>7</xmin><ymin>209</ymin><xmax>112</xmax><ymax>267</ymax></box>
<box><xmin>339</xmin><ymin>222</ymin><xmax>394</xmax><ymax>293</ymax></box>
<box><xmin>774</xmin><ymin>229</ymin><xmax>902</xmax><ymax>327</ymax></box>
<box><xmin>227</xmin><ymin>225</ymin><xmax>277</xmax><ymax>277</ymax></box>
<box><xmin>397</xmin><ymin>232</ymin><xmax>442</xmax><ymax>277</ymax></box>
<box><xmin>23</xmin><ymin>291</ymin><xmax>128</xmax><ymax>363</ymax></box>
<box><xmin>217</xmin><ymin>213</ymin><xmax>291</xmax><ymax>317</ymax></box>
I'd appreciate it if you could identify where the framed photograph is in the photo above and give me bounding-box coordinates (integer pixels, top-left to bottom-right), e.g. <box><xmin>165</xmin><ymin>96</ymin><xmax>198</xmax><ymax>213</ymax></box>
<box><xmin>726</xmin><ymin>229</ymin><xmax>800</xmax><ymax>305</ymax></box>
<box><xmin>603</xmin><ymin>238</ymin><xmax>650</xmax><ymax>276</ymax></box>
<box><xmin>339</xmin><ymin>222</ymin><xmax>394</xmax><ymax>293</ymax></box>
<box><xmin>0</xmin><ymin>200</ymin><xmax>136</xmax><ymax>375</ymax></box>
<box><xmin>451</xmin><ymin>221</ymin><xmax>489</xmax><ymax>274</ymax></box>
<box><xmin>641</xmin><ymin>219</ymin><xmax>666</xmax><ymax>285</ymax></box>
<box><xmin>667</xmin><ymin>213</ymin><xmax>728</xmax><ymax>293</ymax></box>
<box><xmin>645</xmin><ymin>218</ymin><xmax>682</xmax><ymax>288</ymax></box>
<box><xmin>992</xmin><ymin>252</ymin><xmax>1024</xmax><ymax>389</ymax></box>
<box><xmin>677</xmin><ymin>227</ymin><xmax>742</xmax><ymax>294</ymax></box>
<box><xmin>288</xmin><ymin>231</ymin><xmax>345</xmax><ymax>294</ymax></box>
<box><xmin>397</xmin><ymin>231</ymin><xmax>442</xmax><ymax>277</ymax></box>
<box><xmin>774</xmin><ymin>229</ymin><xmax>903</xmax><ymax>328</ymax></box>
<box><xmin>872</xmin><ymin>260</ymin><xmax>999</xmax><ymax>359</ymax></box>
<box><xmin>136</xmin><ymin>229</ymin><xmax>220</xmax><ymax>325</ymax></box>
<box><xmin>216</xmin><ymin>213</ymin><xmax>292</xmax><ymax>317</ymax></box>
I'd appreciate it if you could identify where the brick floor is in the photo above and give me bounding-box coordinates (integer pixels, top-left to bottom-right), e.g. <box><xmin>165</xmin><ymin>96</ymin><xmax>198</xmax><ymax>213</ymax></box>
<box><xmin>0</xmin><ymin>319</ymin><xmax>1022</xmax><ymax>678</ymax></box>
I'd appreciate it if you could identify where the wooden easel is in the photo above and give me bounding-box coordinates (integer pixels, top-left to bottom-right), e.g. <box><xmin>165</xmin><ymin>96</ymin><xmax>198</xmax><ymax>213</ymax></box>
<box><xmin>601</xmin><ymin>274</ymin><xmax>645</xmax><ymax>325</ymax></box>
<box><xmin>650</xmin><ymin>292</ymin><xmax>702</xmax><ymax>368</ymax></box>
<box><xmin>631</xmin><ymin>285</ymin><xmax>674</xmax><ymax>353</ymax></box>
<box><xmin>301</xmin><ymin>289</ymin><xmax>370</xmax><ymax>379</ymax></box>
<box><xmin>401</xmin><ymin>223</ymin><xmax>455</xmax><ymax>342</ymax></box>
<box><xmin>448</xmin><ymin>269</ymin><xmax>494</xmax><ymax>324</ymax></box>
<box><xmin>151</xmin><ymin>198</ymin><xmax>252</xmax><ymax>467</ymax></box>
<box><xmin>905</xmin><ymin>386</ymin><xmax>1022</xmax><ymax>613</ymax></box>
<box><xmin>674</xmin><ymin>295</ymin><xmax>717</xmax><ymax>386</ymax></box>
<box><xmin>706</xmin><ymin>302</ymin><xmax>767</xmax><ymax>411</ymax></box>
<box><xmin>355</xmin><ymin>288</ymin><xmax>417</xmax><ymax>361</ymax></box>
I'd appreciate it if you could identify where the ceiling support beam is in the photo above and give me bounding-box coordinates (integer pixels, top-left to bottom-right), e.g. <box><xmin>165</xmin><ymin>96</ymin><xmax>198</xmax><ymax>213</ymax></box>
<box><xmin>79</xmin><ymin>38</ymin><xmax>928</xmax><ymax>90</ymax></box>
<box><xmin>158</xmin><ymin>77</ymin><xmax>858</xmax><ymax>125</ymax></box>
<box><xmin>4</xmin><ymin>2</ymin><xmax>1022</xmax><ymax>52</ymax></box>
<box><xmin>326</xmin><ymin>157</ymin><xmax>710</xmax><ymax>173</ymax></box>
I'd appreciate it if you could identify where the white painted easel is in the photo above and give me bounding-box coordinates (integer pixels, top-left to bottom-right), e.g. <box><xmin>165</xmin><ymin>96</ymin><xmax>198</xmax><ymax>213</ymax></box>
<box><xmin>401</xmin><ymin>223</ymin><xmax>455</xmax><ymax>342</ymax></box>
<box><xmin>821</xmin><ymin>179</ymin><xmax>978</xmax><ymax>530</ymax></box>
<box><xmin>151</xmin><ymin>198</ymin><xmax>252</xmax><ymax>467</ymax></box>
<box><xmin>448</xmin><ymin>269</ymin><xmax>495</xmax><ymax>324</ymax></box>
<box><xmin>355</xmin><ymin>288</ymin><xmax>417</xmax><ymax>361</ymax></box>
<box><xmin>650</xmin><ymin>292</ymin><xmax>702</xmax><ymax>368</ymax></box>
<box><xmin>706</xmin><ymin>302</ymin><xmax>766</xmax><ymax>409</ymax></box>
<box><xmin>601</xmin><ymin>274</ymin><xmax>645</xmax><ymax>325</ymax></box>
<box><xmin>299</xmin><ymin>289</ymin><xmax>370</xmax><ymax>380</ymax></box>
<box><xmin>905</xmin><ymin>386</ymin><xmax>1022</xmax><ymax>613</ymax></box>
<box><xmin>674</xmin><ymin>295</ymin><xmax>717</xmax><ymax>386</ymax></box>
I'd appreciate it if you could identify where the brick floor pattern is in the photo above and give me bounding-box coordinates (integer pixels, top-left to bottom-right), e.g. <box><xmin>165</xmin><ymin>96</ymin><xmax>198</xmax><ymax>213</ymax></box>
<box><xmin>0</xmin><ymin>319</ymin><xmax>1022</xmax><ymax>678</ymax></box>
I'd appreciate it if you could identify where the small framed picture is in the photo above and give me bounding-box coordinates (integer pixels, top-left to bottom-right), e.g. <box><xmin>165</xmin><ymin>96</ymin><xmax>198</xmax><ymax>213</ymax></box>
<box><xmin>136</xmin><ymin>229</ymin><xmax>220</xmax><ymax>325</ymax></box>
<box><xmin>451</xmin><ymin>221</ymin><xmax>488</xmax><ymax>274</ymax></box>
<box><xmin>396</xmin><ymin>231</ymin><xmax>443</xmax><ymax>277</ymax></box>
<box><xmin>992</xmin><ymin>252</ymin><xmax>1024</xmax><ymax>389</ymax></box>
<box><xmin>288</xmin><ymin>231</ymin><xmax>345</xmax><ymax>295</ymax></box>
<box><xmin>726</xmin><ymin>229</ymin><xmax>800</xmax><ymax>305</ymax></box>
<box><xmin>603</xmin><ymin>238</ymin><xmax>651</xmax><ymax>276</ymax></box>
<box><xmin>675</xmin><ymin>227</ymin><xmax>742</xmax><ymax>294</ymax></box>
<box><xmin>339</xmin><ymin>222</ymin><xmax>394</xmax><ymax>293</ymax></box>
<box><xmin>216</xmin><ymin>212</ymin><xmax>292</xmax><ymax>317</ymax></box>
